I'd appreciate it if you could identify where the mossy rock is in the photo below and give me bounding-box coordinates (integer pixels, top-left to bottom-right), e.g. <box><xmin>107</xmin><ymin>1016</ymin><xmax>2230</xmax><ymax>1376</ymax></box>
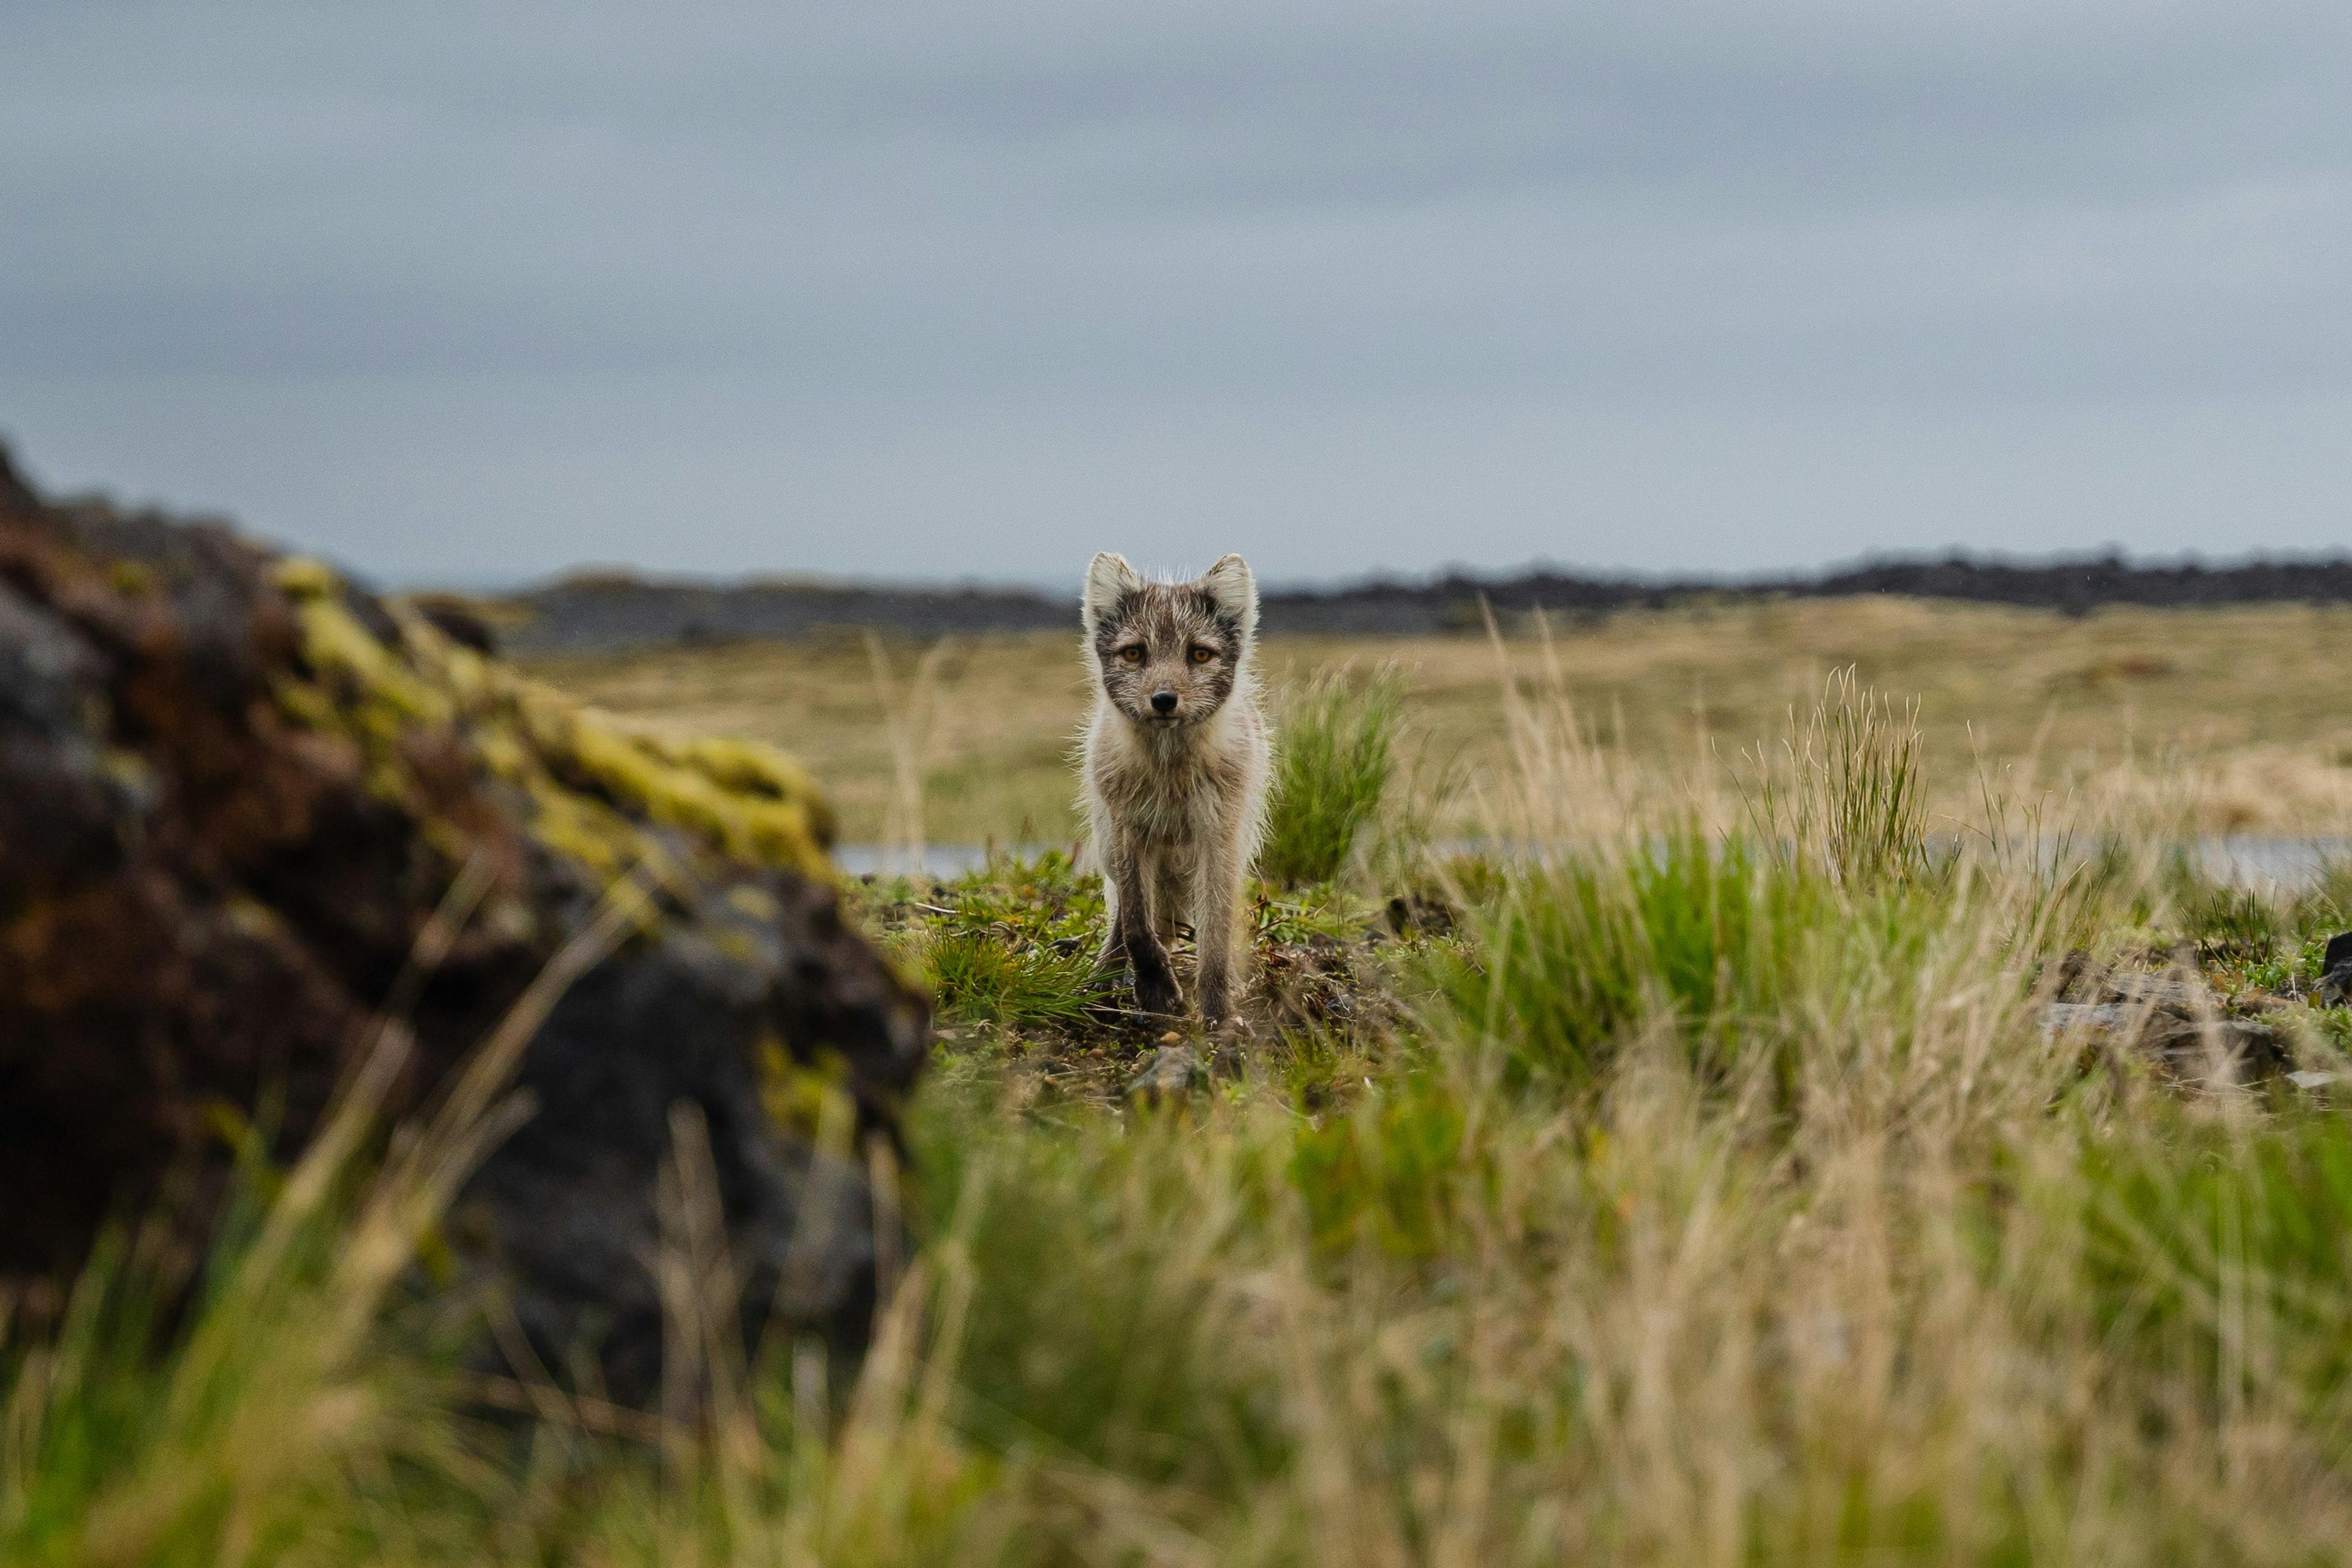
<box><xmin>273</xmin><ymin>554</ymin><xmax>836</xmax><ymax>882</ymax></box>
<box><xmin>0</xmin><ymin>442</ymin><xmax>927</xmax><ymax>1403</ymax></box>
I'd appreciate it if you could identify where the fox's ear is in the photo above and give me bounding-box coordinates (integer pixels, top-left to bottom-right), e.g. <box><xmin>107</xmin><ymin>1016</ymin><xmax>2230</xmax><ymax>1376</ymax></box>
<box><xmin>1083</xmin><ymin>552</ymin><xmax>1142</xmax><ymax>633</ymax></box>
<box><xmin>1197</xmin><ymin>554</ymin><xmax>1257</xmax><ymax>641</ymax></box>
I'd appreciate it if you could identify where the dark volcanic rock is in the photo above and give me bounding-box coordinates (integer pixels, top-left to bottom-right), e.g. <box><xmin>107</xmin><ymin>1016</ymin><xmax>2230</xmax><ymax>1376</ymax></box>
<box><xmin>2318</xmin><ymin>931</ymin><xmax>2352</xmax><ymax>1007</ymax></box>
<box><xmin>505</xmin><ymin>573</ymin><xmax>1072</xmax><ymax>654</ymax></box>
<box><xmin>0</xmin><ymin>442</ymin><xmax>928</xmax><ymax>1403</ymax></box>
<box><xmin>489</xmin><ymin>550</ymin><xmax>2352</xmax><ymax>654</ymax></box>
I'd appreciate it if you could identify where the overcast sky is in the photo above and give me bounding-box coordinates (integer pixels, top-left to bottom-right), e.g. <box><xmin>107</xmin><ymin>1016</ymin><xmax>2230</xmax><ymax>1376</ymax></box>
<box><xmin>4</xmin><ymin>1</ymin><xmax>2347</xmax><ymax>588</ymax></box>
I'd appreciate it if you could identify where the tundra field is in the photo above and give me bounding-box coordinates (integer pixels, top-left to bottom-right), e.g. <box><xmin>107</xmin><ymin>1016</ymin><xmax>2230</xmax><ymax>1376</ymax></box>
<box><xmin>21</xmin><ymin>597</ymin><xmax>2352</xmax><ymax>1564</ymax></box>
<box><xmin>521</xmin><ymin>597</ymin><xmax>2352</xmax><ymax>845</ymax></box>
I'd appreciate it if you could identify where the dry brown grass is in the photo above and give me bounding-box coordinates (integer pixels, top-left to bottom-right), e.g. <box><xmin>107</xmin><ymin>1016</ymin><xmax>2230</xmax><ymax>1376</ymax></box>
<box><xmin>520</xmin><ymin>598</ymin><xmax>2352</xmax><ymax>843</ymax></box>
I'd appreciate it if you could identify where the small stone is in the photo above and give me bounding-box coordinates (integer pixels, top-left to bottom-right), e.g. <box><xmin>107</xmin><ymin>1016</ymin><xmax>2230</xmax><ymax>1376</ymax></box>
<box><xmin>1126</xmin><ymin>1043</ymin><xmax>1202</xmax><ymax>1103</ymax></box>
<box><xmin>1159</xmin><ymin>1030</ymin><xmax>1183</xmax><ymax>1043</ymax></box>
<box><xmin>2042</xmin><ymin>1001</ymin><xmax>2130</xmax><ymax>1040</ymax></box>
<box><xmin>2289</xmin><ymin>1070</ymin><xmax>2340</xmax><ymax>1090</ymax></box>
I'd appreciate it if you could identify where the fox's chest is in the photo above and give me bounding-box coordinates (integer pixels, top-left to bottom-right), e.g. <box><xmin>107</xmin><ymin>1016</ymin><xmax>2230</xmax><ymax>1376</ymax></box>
<box><xmin>1098</xmin><ymin>746</ymin><xmax>1236</xmax><ymax>836</ymax></box>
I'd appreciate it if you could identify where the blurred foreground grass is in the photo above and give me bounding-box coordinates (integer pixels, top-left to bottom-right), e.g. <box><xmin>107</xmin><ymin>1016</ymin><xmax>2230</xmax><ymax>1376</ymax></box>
<box><xmin>524</xmin><ymin>597</ymin><xmax>2352</xmax><ymax>843</ymax></box>
<box><xmin>20</xmin><ymin>621</ymin><xmax>2352</xmax><ymax>1563</ymax></box>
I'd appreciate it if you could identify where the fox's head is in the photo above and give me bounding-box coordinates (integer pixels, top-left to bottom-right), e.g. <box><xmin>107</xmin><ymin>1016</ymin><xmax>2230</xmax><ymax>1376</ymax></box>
<box><xmin>1081</xmin><ymin>553</ymin><xmax>1257</xmax><ymax>729</ymax></box>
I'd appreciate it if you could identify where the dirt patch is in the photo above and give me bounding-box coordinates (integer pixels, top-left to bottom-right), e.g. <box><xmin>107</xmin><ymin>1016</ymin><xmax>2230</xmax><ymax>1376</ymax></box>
<box><xmin>855</xmin><ymin>855</ymin><xmax>1445</xmax><ymax>1104</ymax></box>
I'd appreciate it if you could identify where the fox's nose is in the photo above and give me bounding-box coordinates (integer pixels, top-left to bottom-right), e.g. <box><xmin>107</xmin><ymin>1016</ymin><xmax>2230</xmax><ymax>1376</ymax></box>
<box><xmin>1151</xmin><ymin>688</ymin><xmax>1178</xmax><ymax>715</ymax></box>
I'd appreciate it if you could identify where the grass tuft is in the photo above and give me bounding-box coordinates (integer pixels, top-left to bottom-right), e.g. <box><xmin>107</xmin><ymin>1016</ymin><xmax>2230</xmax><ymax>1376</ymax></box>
<box><xmin>1447</xmin><ymin>827</ymin><xmax>1813</xmax><ymax>1087</ymax></box>
<box><xmin>866</xmin><ymin>850</ymin><xmax>1113</xmax><ymax>1031</ymax></box>
<box><xmin>900</xmin><ymin>927</ymin><xmax>1102</xmax><ymax>1028</ymax></box>
<box><xmin>1261</xmin><ymin>668</ymin><xmax>1404</xmax><ymax>886</ymax></box>
<box><xmin>1742</xmin><ymin>665</ymin><xmax>1929</xmax><ymax>892</ymax></box>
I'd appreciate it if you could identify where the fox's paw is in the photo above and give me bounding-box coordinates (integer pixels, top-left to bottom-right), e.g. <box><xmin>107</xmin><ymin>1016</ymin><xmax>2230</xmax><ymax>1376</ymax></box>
<box><xmin>1131</xmin><ymin>952</ymin><xmax>1183</xmax><ymax>1019</ymax></box>
<box><xmin>1134</xmin><ymin>973</ymin><xmax>1183</xmax><ymax>1020</ymax></box>
<box><xmin>1207</xmin><ymin>1008</ymin><xmax>1251</xmax><ymax>1043</ymax></box>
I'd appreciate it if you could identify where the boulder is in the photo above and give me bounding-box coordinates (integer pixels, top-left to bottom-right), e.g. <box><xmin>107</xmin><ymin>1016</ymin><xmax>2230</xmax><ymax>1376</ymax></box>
<box><xmin>2042</xmin><ymin>961</ymin><xmax>2289</xmax><ymax>1085</ymax></box>
<box><xmin>0</xmin><ymin>444</ymin><xmax>929</xmax><ymax>1403</ymax></box>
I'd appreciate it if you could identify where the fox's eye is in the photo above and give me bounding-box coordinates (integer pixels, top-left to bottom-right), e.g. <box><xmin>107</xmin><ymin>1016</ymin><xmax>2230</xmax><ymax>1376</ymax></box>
<box><xmin>1188</xmin><ymin>645</ymin><xmax>1215</xmax><ymax>665</ymax></box>
<box><xmin>1118</xmin><ymin>645</ymin><xmax>1145</xmax><ymax>665</ymax></box>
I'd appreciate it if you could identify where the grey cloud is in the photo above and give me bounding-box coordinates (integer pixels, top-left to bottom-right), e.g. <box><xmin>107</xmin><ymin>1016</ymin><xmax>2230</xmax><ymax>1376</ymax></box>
<box><xmin>1</xmin><ymin>1</ymin><xmax>2346</xmax><ymax>582</ymax></box>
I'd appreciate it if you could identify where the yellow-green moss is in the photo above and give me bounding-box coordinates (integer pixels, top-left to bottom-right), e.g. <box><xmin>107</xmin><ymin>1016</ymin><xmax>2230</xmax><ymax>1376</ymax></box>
<box><xmin>268</xmin><ymin>558</ymin><xmax>837</xmax><ymax>888</ymax></box>
<box><xmin>757</xmin><ymin>1035</ymin><xmax>858</xmax><ymax>1148</ymax></box>
<box><xmin>518</xmin><ymin>698</ymin><xmax>832</xmax><ymax>879</ymax></box>
<box><xmin>725</xmin><ymin>885</ymin><xmax>782</xmax><ymax>923</ymax></box>
<box><xmin>99</xmin><ymin>747</ymin><xmax>154</xmax><ymax>797</ymax></box>
<box><xmin>521</xmin><ymin>777</ymin><xmax>633</xmax><ymax>881</ymax></box>
<box><xmin>709</xmin><ymin>925</ymin><xmax>763</xmax><ymax>965</ymax></box>
<box><xmin>271</xmin><ymin>557</ymin><xmax>340</xmax><ymax>598</ymax></box>
<box><xmin>275</xmin><ymin>563</ymin><xmax>454</xmax><ymax>730</ymax></box>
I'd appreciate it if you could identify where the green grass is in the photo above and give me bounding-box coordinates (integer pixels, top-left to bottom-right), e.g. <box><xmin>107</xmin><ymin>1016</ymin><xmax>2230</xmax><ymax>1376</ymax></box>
<box><xmin>1446</xmin><ymin>825</ymin><xmax>1825</xmax><ymax>1088</ymax></box>
<box><xmin>2084</xmin><ymin>1108</ymin><xmax>2352</xmax><ymax>1388</ymax></box>
<box><xmin>864</xmin><ymin>851</ymin><xmax>1112</xmax><ymax>1033</ymax></box>
<box><xmin>1261</xmin><ymin>668</ymin><xmax>1404</xmax><ymax>886</ymax></box>
<box><xmin>19</xmin><ymin>676</ymin><xmax>2352</xmax><ymax>1562</ymax></box>
<box><xmin>903</xmin><ymin>929</ymin><xmax>1102</xmax><ymax>1028</ymax></box>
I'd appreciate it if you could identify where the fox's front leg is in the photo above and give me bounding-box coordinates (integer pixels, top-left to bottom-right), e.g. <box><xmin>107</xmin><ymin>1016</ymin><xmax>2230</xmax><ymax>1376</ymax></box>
<box><xmin>1104</xmin><ymin>838</ymin><xmax>1181</xmax><ymax>1018</ymax></box>
<box><xmin>1194</xmin><ymin>822</ymin><xmax>1246</xmax><ymax>1032</ymax></box>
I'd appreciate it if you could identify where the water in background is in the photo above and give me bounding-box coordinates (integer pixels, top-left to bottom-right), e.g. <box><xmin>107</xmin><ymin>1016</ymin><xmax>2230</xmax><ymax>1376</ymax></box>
<box><xmin>2189</xmin><ymin>837</ymin><xmax>2352</xmax><ymax>892</ymax></box>
<box><xmin>834</xmin><ymin>844</ymin><xmax>1055</xmax><ymax>880</ymax></box>
<box><xmin>837</xmin><ymin>837</ymin><xmax>2352</xmax><ymax>891</ymax></box>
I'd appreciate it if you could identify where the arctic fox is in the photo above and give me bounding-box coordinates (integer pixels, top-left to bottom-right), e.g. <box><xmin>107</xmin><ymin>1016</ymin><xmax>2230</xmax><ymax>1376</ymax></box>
<box><xmin>1079</xmin><ymin>552</ymin><xmax>1272</xmax><ymax>1033</ymax></box>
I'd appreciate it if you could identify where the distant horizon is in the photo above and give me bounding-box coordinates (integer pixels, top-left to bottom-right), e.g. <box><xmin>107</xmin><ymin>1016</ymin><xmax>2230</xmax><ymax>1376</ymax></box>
<box><xmin>426</xmin><ymin>541</ymin><xmax>2352</xmax><ymax>601</ymax></box>
<box><xmin>16</xmin><ymin>429</ymin><xmax>2348</xmax><ymax>600</ymax></box>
